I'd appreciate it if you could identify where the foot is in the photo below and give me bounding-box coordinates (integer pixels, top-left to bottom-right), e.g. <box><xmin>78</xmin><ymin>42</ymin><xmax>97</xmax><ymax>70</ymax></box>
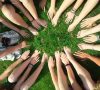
<box><xmin>32</xmin><ymin>20</ymin><xmax>40</xmax><ymax>29</ymax></box>
<box><xmin>65</xmin><ymin>11</ymin><xmax>75</xmax><ymax>24</ymax></box>
<box><xmin>77</xmin><ymin>29</ymin><xmax>88</xmax><ymax>38</ymax></box>
<box><xmin>47</xmin><ymin>7</ymin><xmax>56</xmax><ymax>20</ymax></box>
<box><xmin>60</xmin><ymin>52</ymin><xmax>69</xmax><ymax>65</ymax></box>
<box><xmin>74</xmin><ymin>51</ymin><xmax>90</xmax><ymax>59</ymax></box>
<box><xmin>52</xmin><ymin>14</ymin><xmax>59</xmax><ymax>27</ymax></box>
<box><xmin>48</xmin><ymin>56</ymin><xmax>55</xmax><ymax>69</ymax></box>
<box><xmin>41</xmin><ymin>53</ymin><xmax>48</xmax><ymax>64</ymax></box>
<box><xmin>81</xmin><ymin>17</ymin><xmax>96</xmax><ymax>28</ymax></box>
<box><xmin>39</xmin><ymin>0</ymin><xmax>47</xmax><ymax>11</ymax></box>
<box><xmin>78</xmin><ymin>43</ymin><xmax>93</xmax><ymax>50</ymax></box>
<box><xmin>36</xmin><ymin>18</ymin><xmax>47</xmax><ymax>28</ymax></box>
<box><xmin>20</xmin><ymin>50</ymin><xmax>30</xmax><ymax>60</ymax></box>
<box><xmin>83</xmin><ymin>34</ymin><xmax>99</xmax><ymax>43</ymax></box>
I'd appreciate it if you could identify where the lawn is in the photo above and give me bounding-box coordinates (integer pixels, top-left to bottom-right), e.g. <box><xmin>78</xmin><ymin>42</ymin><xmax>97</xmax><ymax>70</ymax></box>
<box><xmin>0</xmin><ymin>0</ymin><xmax>100</xmax><ymax>90</ymax></box>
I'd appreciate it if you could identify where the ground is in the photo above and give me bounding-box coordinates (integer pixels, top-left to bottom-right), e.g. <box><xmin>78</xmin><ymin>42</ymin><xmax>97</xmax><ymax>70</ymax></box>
<box><xmin>0</xmin><ymin>0</ymin><xmax>100</xmax><ymax>90</ymax></box>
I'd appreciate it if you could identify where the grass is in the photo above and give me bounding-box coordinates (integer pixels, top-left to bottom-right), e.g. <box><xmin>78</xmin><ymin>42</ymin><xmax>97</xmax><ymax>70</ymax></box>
<box><xmin>0</xmin><ymin>0</ymin><xmax>100</xmax><ymax>90</ymax></box>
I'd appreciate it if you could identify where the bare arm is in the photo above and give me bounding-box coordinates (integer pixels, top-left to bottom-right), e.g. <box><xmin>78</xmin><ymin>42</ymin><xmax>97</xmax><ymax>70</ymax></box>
<box><xmin>51</xmin><ymin>0</ymin><xmax>56</xmax><ymax>8</ymax></box>
<box><xmin>72</xmin><ymin>0</ymin><xmax>84</xmax><ymax>12</ymax></box>
<box><xmin>0</xmin><ymin>41</ymin><xmax>27</xmax><ymax>58</ymax></box>
<box><xmin>0</xmin><ymin>51</ymin><xmax>30</xmax><ymax>81</ymax></box>
<box><xmin>74</xmin><ymin>51</ymin><xmax>100</xmax><ymax>66</ymax></box>
<box><xmin>92</xmin><ymin>14</ymin><xmax>100</xmax><ymax>22</ymax></box>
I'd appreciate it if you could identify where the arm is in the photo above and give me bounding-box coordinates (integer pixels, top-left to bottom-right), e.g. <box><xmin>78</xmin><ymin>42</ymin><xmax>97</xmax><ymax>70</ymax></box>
<box><xmin>72</xmin><ymin>0</ymin><xmax>84</xmax><ymax>12</ymax></box>
<box><xmin>0</xmin><ymin>51</ymin><xmax>30</xmax><ymax>81</ymax></box>
<box><xmin>92</xmin><ymin>14</ymin><xmax>100</xmax><ymax>22</ymax></box>
<box><xmin>74</xmin><ymin>51</ymin><xmax>100</xmax><ymax>66</ymax></box>
<box><xmin>14</xmin><ymin>56</ymin><xmax>39</xmax><ymax>90</ymax></box>
<box><xmin>8</xmin><ymin>50</ymin><xmax>40</xmax><ymax>83</ymax></box>
<box><xmin>47</xmin><ymin>0</ymin><xmax>56</xmax><ymax>19</ymax></box>
<box><xmin>20</xmin><ymin>53</ymin><xmax>48</xmax><ymax>90</ymax></box>
<box><xmin>0</xmin><ymin>41</ymin><xmax>27</xmax><ymax>58</ymax></box>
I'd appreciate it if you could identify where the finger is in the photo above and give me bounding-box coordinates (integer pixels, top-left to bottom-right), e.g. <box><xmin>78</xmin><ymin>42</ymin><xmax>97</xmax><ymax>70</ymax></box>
<box><xmin>44</xmin><ymin>7</ymin><xmax>45</xmax><ymax>12</ymax></box>
<box><xmin>47</xmin><ymin>12</ymin><xmax>50</xmax><ymax>20</ymax></box>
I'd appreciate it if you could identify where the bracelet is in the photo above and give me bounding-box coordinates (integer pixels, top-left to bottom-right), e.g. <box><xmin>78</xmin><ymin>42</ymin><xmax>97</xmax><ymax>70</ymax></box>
<box><xmin>70</xmin><ymin>8</ymin><xmax>76</xmax><ymax>13</ymax></box>
<box><xmin>29</xmin><ymin>63</ymin><xmax>34</xmax><ymax>67</ymax></box>
<box><xmin>65</xmin><ymin>63</ymin><xmax>70</xmax><ymax>67</ymax></box>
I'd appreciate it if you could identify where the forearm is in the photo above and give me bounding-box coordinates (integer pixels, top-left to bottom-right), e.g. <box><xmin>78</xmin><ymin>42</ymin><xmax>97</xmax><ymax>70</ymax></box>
<box><xmin>8</xmin><ymin>58</ymin><xmax>31</xmax><ymax>83</ymax></box>
<box><xmin>51</xmin><ymin>0</ymin><xmax>56</xmax><ymax>8</ymax></box>
<box><xmin>72</xmin><ymin>0</ymin><xmax>84</xmax><ymax>12</ymax></box>
<box><xmin>66</xmin><ymin>66</ymin><xmax>76</xmax><ymax>84</ymax></box>
<box><xmin>0</xmin><ymin>58</ymin><xmax>23</xmax><ymax>81</ymax></box>
<box><xmin>93</xmin><ymin>14</ymin><xmax>100</xmax><ymax>21</ymax></box>
<box><xmin>88</xmin><ymin>55</ymin><xmax>100</xmax><ymax>66</ymax></box>
<box><xmin>21</xmin><ymin>63</ymin><xmax>44</xmax><ymax>90</ymax></box>
<box><xmin>14</xmin><ymin>65</ymin><xmax>32</xmax><ymax>89</ymax></box>
<box><xmin>49</xmin><ymin>69</ymin><xmax>59</xmax><ymax>90</ymax></box>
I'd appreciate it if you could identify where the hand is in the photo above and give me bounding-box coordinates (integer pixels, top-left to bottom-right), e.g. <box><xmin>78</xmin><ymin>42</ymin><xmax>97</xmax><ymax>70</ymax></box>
<box><xmin>30</xmin><ymin>56</ymin><xmax>39</xmax><ymax>65</ymax></box>
<box><xmin>65</xmin><ymin>11</ymin><xmax>75</xmax><ymax>24</ymax></box>
<box><xmin>74</xmin><ymin>51</ymin><xmax>90</xmax><ymax>59</ymax></box>
<box><xmin>83</xmin><ymin>34</ymin><xmax>99</xmax><ymax>43</ymax></box>
<box><xmin>81</xmin><ymin>17</ymin><xmax>96</xmax><ymax>28</ymax></box>
<box><xmin>47</xmin><ymin>7</ymin><xmax>56</xmax><ymax>20</ymax></box>
<box><xmin>20</xmin><ymin>50</ymin><xmax>30</xmax><ymax>60</ymax></box>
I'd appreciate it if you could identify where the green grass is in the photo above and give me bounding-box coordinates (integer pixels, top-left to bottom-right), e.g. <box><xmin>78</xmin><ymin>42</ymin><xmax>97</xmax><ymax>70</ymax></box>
<box><xmin>0</xmin><ymin>0</ymin><xmax>100</xmax><ymax>90</ymax></box>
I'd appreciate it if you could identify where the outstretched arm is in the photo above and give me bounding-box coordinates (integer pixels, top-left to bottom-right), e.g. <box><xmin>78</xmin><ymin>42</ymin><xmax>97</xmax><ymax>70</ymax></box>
<box><xmin>47</xmin><ymin>0</ymin><xmax>56</xmax><ymax>20</ymax></box>
<box><xmin>0</xmin><ymin>50</ymin><xmax>30</xmax><ymax>81</ymax></box>
<box><xmin>8</xmin><ymin>50</ymin><xmax>40</xmax><ymax>83</ymax></box>
<box><xmin>0</xmin><ymin>41</ymin><xmax>27</xmax><ymax>58</ymax></box>
<box><xmin>20</xmin><ymin>53</ymin><xmax>48</xmax><ymax>90</ymax></box>
<box><xmin>64</xmin><ymin>47</ymin><xmax>95</xmax><ymax>90</ymax></box>
<box><xmin>48</xmin><ymin>56</ymin><xmax>60</xmax><ymax>90</ymax></box>
<box><xmin>74</xmin><ymin>51</ymin><xmax>100</xmax><ymax>66</ymax></box>
<box><xmin>65</xmin><ymin>0</ymin><xmax>84</xmax><ymax>23</ymax></box>
<box><xmin>61</xmin><ymin>52</ymin><xmax>82</xmax><ymax>90</ymax></box>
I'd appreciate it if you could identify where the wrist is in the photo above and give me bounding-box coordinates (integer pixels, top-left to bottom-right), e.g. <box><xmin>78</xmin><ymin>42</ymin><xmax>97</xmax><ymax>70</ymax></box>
<box><xmin>70</xmin><ymin>8</ymin><xmax>76</xmax><ymax>13</ymax></box>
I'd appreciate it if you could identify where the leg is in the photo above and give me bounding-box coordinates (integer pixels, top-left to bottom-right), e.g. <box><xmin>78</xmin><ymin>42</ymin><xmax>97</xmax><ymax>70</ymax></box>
<box><xmin>64</xmin><ymin>46</ymin><xmax>95</xmax><ymax>90</ymax></box>
<box><xmin>0</xmin><ymin>16</ymin><xmax>30</xmax><ymax>38</ymax></box>
<box><xmin>8</xmin><ymin>50</ymin><xmax>40</xmax><ymax>83</ymax></box>
<box><xmin>61</xmin><ymin>52</ymin><xmax>82</xmax><ymax>90</ymax></box>
<box><xmin>52</xmin><ymin>0</ymin><xmax>75</xmax><ymax>26</ymax></box>
<box><xmin>1</xmin><ymin>4</ymin><xmax>38</xmax><ymax>35</ymax></box>
<box><xmin>0</xmin><ymin>41</ymin><xmax>27</xmax><ymax>58</ymax></box>
<box><xmin>20</xmin><ymin>53</ymin><xmax>48</xmax><ymax>90</ymax></box>
<box><xmin>19</xmin><ymin>0</ymin><xmax>47</xmax><ymax>27</ymax></box>
<box><xmin>14</xmin><ymin>55</ymin><xmax>39</xmax><ymax>90</ymax></box>
<box><xmin>77</xmin><ymin>24</ymin><xmax>100</xmax><ymax>38</ymax></box>
<box><xmin>78</xmin><ymin>43</ymin><xmax>100</xmax><ymax>51</ymax></box>
<box><xmin>48</xmin><ymin>56</ymin><xmax>60</xmax><ymax>90</ymax></box>
<box><xmin>68</xmin><ymin>0</ymin><xmax>99</xmax><ymax>32</ymax></box>
<box><xmin>55</xmin><ymin>51</ymin><xmax>69</xmax><ymax>90</ymax></box>
<box><xmin>0</xmin><ymin>51</ymin><xmax>30</xmax><ymax>81</ymax></box>
<box><xmin>10</xmin><ymin>0</ymin><xmax>40</xmax><ymax>29</ymax></box>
